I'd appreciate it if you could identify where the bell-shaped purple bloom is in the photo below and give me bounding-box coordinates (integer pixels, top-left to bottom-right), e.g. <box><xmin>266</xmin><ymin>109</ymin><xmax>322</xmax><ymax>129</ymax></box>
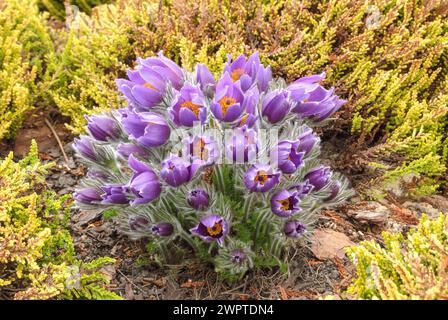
<box><xmin>187</xmin><ymin>188</ymin><xmax>210</xmax><ymax>210</ymax></box>
<box><xmin>236</xmin><ymin>86</ymin><xmax>259</xmax><ymax>127</ymax></box>
<box><xmin>117</xmin><ymin>143</ymin><xmax>148</xmax><ymax>159</ymax></box>
<box><xmin>211</xmin><ymin>73</ymin><xmax>245</xmax><ymax>122</ymax></box>
<box><xmin>121</xmin><ymin>110</ymin><xmax>170</xmax><ymax>148</ymax></box>
<box><xmin>224</xmin><ymin>52</ymin><xmax>272</xmax><ymax>92</ymax></box>
<box><xmin>196</xmin><ymin>64</ymin><xmax>215</xmax><ymax>91</ymax></box>
<box><xmin>129</xmin><ymin>215</ymin><xmax>150</xmax><ymax>232</ymax></box>
<box><xmin>270</xmin><ymin>188</ymin><xmax>301</xmax><ymax>217</ymax></box>
<box><xmin>297</xmin><ymin>125</ymin><xmax>318</xmax><ymax>155</ymax></box>
<box><xmin>284</xmin><ymin>220</ymin><xmax>307</xmax><ymax>238</ymax></box>
<box><xmin>73</xmin><ymin>136</ymin><xmax>97</xmax><ymax>161</ymax></box>
<box><xmin>270</xmin><ymin>140</ymin><xmax>305</xmax><ymax>174</ymax></box>
<box><xmin>289</xmin><ymin>72</ymin><xmax>346</xmax><ymax>122</ymax></box>
<box><xmin>183</xmin><ymin>135</ymin><xmax>219</xmax><ymax>166</ymax></box>
<box><xmin>325</xmin><ymin>181</ymin><xmax>341</xmax><ymax>201</ymax></box>
<box><xmin>85</xmin><ymin>115</ymin><xmax>120</xmax><ymax>141</ymax></box>
<box><xmin>169</xmin><ymin>83</ymin><xmax>207</xmax><ymax>127</ymax></box>
<box><xmin>230</xmin><ymin>250</ymin><xmax>246</xmax><ymax>264</ymax></box>
<box><xmin>74</xmin><ymin>187</ymin><xmax>103</xmax><ymax>204</ymax></box>
<box><xmin>160</xmin><ymin>155</ymin><xmax>201</xmax><ymax>187</ymax></box>
<box><xmin>190</xmin><ymin>215</ymin><xmax>229</xmax><ymax>245</ymax></box>
<box><xmin>225</xmin><ymin>126</ymin><xmax>258</xmax><ymax>163</ymax></box>
<box><xmin>101</xmin><ymin>184</ymin><xmax>130</xmax><ymax>204</ymax></box>
<box><xmin>262</xmin><ymin>89</ymin><xmax>291</xmax><ymax>124</ymax></box>
<box><xmin>128</xmin><ymin>155</ymin><xmax>162</xmax><ymax>205</ymax></box>
<box><xmin>304</xmin><ymin>166</ymin><xmax>332</xmax><ymax>191</ymax></box>
<box><xmin>116</xmin><ymin>52</ymin><xmax>183</xmax><ymax>110</ymax></box>
<box><xmin>244</xmin><ymin>164</ymin><xmax>281</xmax><ymax>193</ymax></box>
<box><xmin>151</xmin><ymin>222</ymin><xmax>174</xmax><ymax>237</ymax></box>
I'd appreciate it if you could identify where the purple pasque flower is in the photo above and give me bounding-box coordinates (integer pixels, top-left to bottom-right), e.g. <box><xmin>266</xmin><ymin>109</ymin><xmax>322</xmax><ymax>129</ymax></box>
<box><xmin>230</xmin><ymin>250</ymin><xmax>246</xmax><ymax>264</ymax></box>
<box><xmin>187</xmin><ymin>188</ymin><xmax>210</xmax><ymax>210</ymax></box>
<box><xmin>116</xmin><ymin>52</ymin><xmax>183</xmax><ymax>110</ymax></box>
<box><xmin>297</xmin><ymin>125</ymin><xmax>318</xmax><ymax>155</ymax></box>
<box><xmin>190</xmin><ymin>215</ymin><xmax>229</xmax><ymax>245</ymax></box>
<box><xmin>325</xmin><ymin>181</ymin><xmax>341</xmax><ymax>202</ymax></box>
<box><xmin>196</xmin><ymin>64</ymin><xmax>215</xmax><ymax>91</ymax></box>
<box><xmin>270</xmin><ymin>140</ymin><xmax>305</xmax><ymax>174</ymax></box>
<box><xmin>289</xmin><ymin>72</ymin><xmax>346</xmax><ymax>122</ymax></box>
<box><xmin>283</xmin><ymin>220</ymin><xmax>307</xmax><ymax>238</ymax></box>
<box><xmin>73</xmin><ymin>136</ymin><xmax>97</xmax><ymax>161</ymax></box>
<box><xmin>129</xmin><ymin>215</ymin><xmax>150</xmax><ymax>232</ymax></box>
<box><xmin>236</xmin><ymin>86</ymin><xmax>259</xmax><ymax>128</ymax></box>
<box><xmin>86</xmin><ymin>170</ymin><xmax>109</xmax><ymax>182</ymax></box>
<box><xmin>184</xmin><ymin>135</ymin><xmax>219</xmax><ymax>166</ymax></box>
<box><xmin>304</xmin><ymin>166</ymin><xmax>332</xmax><ymax>191</ymax></box>
<box><xmin>101</xmin><ymin>184</ymin><xmax>130</xmax><ymax>204</ymax></box>
<box><xmin>151</xmin><ymin>222</ymin><xmax>174</xmax><ymax>237</ymax></box>
<box><xmin>224</xmin><ymin>52</ymin><xmax>272</xmax><ymax>92</ymax></box>
<box><xmin>74</xmin><ymin>187</ymin><xmax>103</xmax><ymax>204</ymax></box>
<box><xmin>244</xmin><ymin>164</ymin><xmax>281</xmax><ymax>193</ymax></box>
<box><xmin>211</xmin><ymin>73</ymin><xmax>245</xmax><ymax>122</ymax></box>
<box><xmin>169</xmin><ymin>83</ymin><xmax>207</xmax><ymax>127</ymax></box>
<box><xmin>160</xmin><ymin>155</ymin><xmax>202</xmax><ymax>187</ymax></box>
<box><xmin>225</xmin><ymin>126</ymin><xmax>258</xmax><ymax>163</ymax></box>
<box><xmin>270</xmin><ymin>188</ymin><xmax>301</xmax><ymax>217</ymax></box>
<box><xmin>117</xmin><ymin>142</ymin><xmax>148</xmax><ymax>159</ymax></box>
<box><xmin>262</xmin><ymin>89</ymin><xmax>292</xmax><ymax>124</ymax></box>
<box><xmin>128</xmin><ymin>155</ymin><xmax>162</xmax><ymax>205</ymax></box>
<box><xmin>290</xmin><ymin>180</ymin><xmax>315</xmax><ymax>197</ymax></box>
<box><xmin>121</xmin><ymin>109</ymin><xmax>170</xmax><ymax>148</ymax></box>
<box><xmin>85</xmin><ymin>115</ymin><xmax>120</xmax><ymax>141</ymax></box>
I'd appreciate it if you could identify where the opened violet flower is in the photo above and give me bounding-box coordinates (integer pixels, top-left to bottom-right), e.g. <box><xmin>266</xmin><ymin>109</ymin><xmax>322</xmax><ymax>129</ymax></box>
<box><xmin>169</xmin><ymin>83</ymin><xmax>207</xmax><ymax>127</ymax></box>
<box><xmin>184</xmin><ymin>135</ymin><xmax>219</xmax><ymax>166</ymax></box>
<box><xmin>190</xmin><ymin>215</ymin><xmax>228</xmax><ymax>245</ymax></box>
<box><xmin>289</xmin><ymin>72</ymin><xmax>346</xmax><ymax>122</ymax></box>
<box><xmin>270</xmin><ymin>188</ymin><xmax>301</xmax><ymax>217</ymax></box>
<box><xmin>121</xmin><ymin>109</ymin><xmax>170</xmax><ymax>148</ymax></box>
<box><xmin>224</xmin><ymin>52</ymin><xmax>272</xmax><ymax>92</ymax></box>
<box><xmin>187</xmin><ymin>188</ymin><xmax>210</xmax><ymax>210</ymax></box>
<box><xmin>211</xmin><ymin>73</ymin><xmax>245</xmax><ymax>122</ymax></box>
<box><xmin>128</xmin><ymin>155</ymin><xmax>161</xmax><ymax>205</ymax></box>
<box><xmin>160</xmin><ymin>155</ymin><xmax>201</xmax><ymax>187</ymax></box>
<box><xmin>270</xmin><ymin>140</ymin><xmax>305</xmax><ymax>174</ymax></box>
<box><xmin>244</xmin><ymin>164</ymin><xmax>281</xmax><ymax>192</ymax></box>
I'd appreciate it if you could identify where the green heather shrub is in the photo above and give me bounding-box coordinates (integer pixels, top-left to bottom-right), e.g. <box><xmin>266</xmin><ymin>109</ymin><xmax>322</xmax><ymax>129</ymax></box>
<box><xmin>38</xmin><ymin>0</ymin><xmax>113</xmax><ymax>21</ymax></box>
<box><xmin>0</xmin><ymin>0</ymin><xmax>56</xmax><ymax>140</ymax></box>
<box><xmin>49</xmin><ymin>0</ymin><xmax>448</xmax><ymax>196</ymax></box>
<box><xmin>346</xmin><ymin>213</ymin><xmax>448</xmax><ymax>300</ymax></box>
<box><xmin>0</xmin><ymin>141</ymin><xmax>121</xmax><ymax>300</ymax></box>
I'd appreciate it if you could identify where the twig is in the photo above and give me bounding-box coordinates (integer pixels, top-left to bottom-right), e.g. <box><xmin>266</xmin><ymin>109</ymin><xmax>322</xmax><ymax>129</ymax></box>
<box><xmin>44</xmin><ymin>118</ymin><xmax>70</xmax><ymax>166</ymax></box>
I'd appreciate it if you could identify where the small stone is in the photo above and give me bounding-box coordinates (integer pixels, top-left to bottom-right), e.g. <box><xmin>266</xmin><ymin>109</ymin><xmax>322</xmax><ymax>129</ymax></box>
<box><xmin>349</xmin><ymin>202</ymin><xmax>389</xmax><ymax>224</ymax></box>
<box><xmin>310</xmin><ymin>229</ymin><xmax>355</xmax><ymax>260</ymax></box>
<box><xmin>402</xmin><ymin>201</ymin><xmax>441</xmax><ymax>219</ymax></box>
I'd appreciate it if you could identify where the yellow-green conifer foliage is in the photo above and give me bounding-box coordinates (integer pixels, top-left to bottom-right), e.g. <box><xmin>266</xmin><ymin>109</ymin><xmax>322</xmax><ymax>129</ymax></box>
<box><xmin>0</xmin><ymin>0</ymin><xmax>56</xmax><ymax>140</ymax></box>
<box><xmin>0</xmin><ymin>140</ymin><xmax>121</xmax><ymax>300</ymax></box>
<box><xmin>346</xmin><ymin>214</ymin><xmax>448</xmax><ymax>300</ymax></box>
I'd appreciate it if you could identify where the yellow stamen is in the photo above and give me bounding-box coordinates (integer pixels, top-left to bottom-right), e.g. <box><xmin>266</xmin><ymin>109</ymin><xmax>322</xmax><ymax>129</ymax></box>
<box><xmin>231</xmin><ymin>68</ymin><xmax>245</xmax><ymax>82</ymax></box>
<box><xmin>219</xmin><ymin>96</ymin><xmax>236</xmax><ymax>117</ymax></box>
<box><xmin>207</xmin><ymin>222</ymin><xmax>223</xmax><ymax>237</ymax></box>
<box><xmin>180</xmin><ymin>100</ymin><xmax>201</xmax><ymax>118</ymax></box>
<box><xmin>144</xmin><ymin>82</ymin><xmax>158</xmax><ymax>91</ymax></box>
<box><xmin>254</xmin><ymin>170</ymin><xmax>269</xmax><ymax>185</ymax></box>
<box><xmin>277</xmin><ymin>198</ymin><xmax>291</xmax><ymax>211</ymax></box>
<box><xmin>193</xmin><ymin>138</ymin><xmax>208</xmax><ymax>160</ymax></box>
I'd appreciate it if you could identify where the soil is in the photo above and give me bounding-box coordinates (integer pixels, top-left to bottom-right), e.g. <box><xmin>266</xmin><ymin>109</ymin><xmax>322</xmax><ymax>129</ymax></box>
<box><xmin>4</xmin><ymin>110</ymin><xmax>448</xmax><ymax>300</ymax></box>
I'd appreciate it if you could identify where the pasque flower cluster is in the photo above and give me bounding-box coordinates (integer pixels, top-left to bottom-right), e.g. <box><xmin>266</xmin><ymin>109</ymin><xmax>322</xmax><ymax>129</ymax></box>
<box><xmin>73</xmin><ymin>52</ymin><xmax>350</xmax><ymax>277</ymax></box>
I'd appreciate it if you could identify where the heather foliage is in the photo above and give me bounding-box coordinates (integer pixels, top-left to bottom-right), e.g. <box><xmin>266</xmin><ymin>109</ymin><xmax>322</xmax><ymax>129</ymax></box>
<box><xmin>346</xmin><ymin>213</ymin><xmax>448</xmax><ymax>300</ymax></box>
<box><xmin>0</xmin><ymin>141</ymin><xmax>121</xmax><ymax>300</ymax></box>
